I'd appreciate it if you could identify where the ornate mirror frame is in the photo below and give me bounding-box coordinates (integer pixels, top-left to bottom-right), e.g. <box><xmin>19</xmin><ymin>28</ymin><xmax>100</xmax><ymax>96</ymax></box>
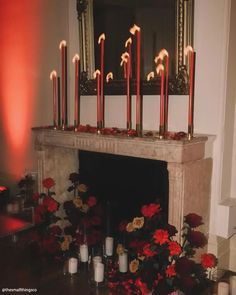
<box><xmin>76</xmin><ymin>0</ymin><xmax>194</xmax><ymax>95</ymax></box>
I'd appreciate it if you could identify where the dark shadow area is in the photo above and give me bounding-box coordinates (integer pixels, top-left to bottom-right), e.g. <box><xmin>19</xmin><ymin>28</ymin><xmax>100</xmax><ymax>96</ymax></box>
<box><xmin>79</xmin><ymin>150</ymin><xmax>169</xmax><ymax>235</ymax></box>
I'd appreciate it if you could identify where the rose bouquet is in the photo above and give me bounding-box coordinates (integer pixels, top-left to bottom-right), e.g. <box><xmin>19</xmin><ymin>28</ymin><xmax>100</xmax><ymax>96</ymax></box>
<box><xmin>108</xmin><ymin>203</ymin><xmax>217</xmax><ymax>295</ymax></box>
<box><xmin>63</xmin><ymin>173</ymin><xmax>103</xmax><ymax>248</ymax></box>
<box><xmin>28</xmin><ymin>173</ymin><xmax>103</xmax><ymax>258</ymax></box>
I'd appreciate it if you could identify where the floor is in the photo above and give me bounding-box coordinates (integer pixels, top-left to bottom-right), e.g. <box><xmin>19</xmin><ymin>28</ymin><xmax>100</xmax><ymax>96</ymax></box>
<box><xmin>0</xmin><ymin>235</ymin><xmax>109</xmax><ymax>295</ymax></box>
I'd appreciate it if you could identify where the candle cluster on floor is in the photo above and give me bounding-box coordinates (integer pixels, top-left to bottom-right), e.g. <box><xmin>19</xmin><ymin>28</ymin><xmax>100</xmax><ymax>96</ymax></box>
<box><xmin>49</xmin><ymin>24</ymin><xmax>196</xmax><ymax>140</ymax></box>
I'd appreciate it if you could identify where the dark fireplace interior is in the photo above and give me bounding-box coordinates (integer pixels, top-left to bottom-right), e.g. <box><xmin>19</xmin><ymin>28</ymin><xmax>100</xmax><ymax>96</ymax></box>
<box><xmin>79</xmin><ymin>150</ymin><xmax>169</xmax><ymax>235</ymax></box>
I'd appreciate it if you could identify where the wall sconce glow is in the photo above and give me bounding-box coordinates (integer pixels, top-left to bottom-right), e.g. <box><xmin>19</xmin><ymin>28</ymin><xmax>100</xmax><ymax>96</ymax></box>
<box><xmin>0</xmin><ymin>1</ymin><xmax>42</xmax><ymax>178</ymax></box>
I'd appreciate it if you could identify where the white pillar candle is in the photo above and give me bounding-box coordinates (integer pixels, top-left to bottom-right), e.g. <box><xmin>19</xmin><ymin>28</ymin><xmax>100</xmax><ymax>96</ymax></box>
<box><xmin>105</xmin><ymin>237</ymin><xmax>114</xmax><ymax>256</ymax></box>
<box><xmin>218</xmin><ymin>282</ymin><xmax>229</xmax><ymax>295</ymax></box>
<box><xmin>80</xmin><ymin>244</ymin><xmax>88</xmax><ymax>262</ymax></box>
<box><xmin>230</xmin><ymin>276</ymin><xmax>236</xmax><ymax>294</ymax></box>
<box><xmin>119</xmin><ymin>251</ymin><xmax>128</xmax><ymax>273</ymax></box>
<box><xmin>93</xmin><ymin>256</ymin><xmax>102</xmax><ymax>268</ymax></box>
<box><xmin>68</xmin><ymin>257</ymin><xmax>78</xmax><ymax>274</ymax></box>
<box><xmin>94</xmin><ymin>262</ymin><xmax>104</xmax><ymax>283</ymax></box>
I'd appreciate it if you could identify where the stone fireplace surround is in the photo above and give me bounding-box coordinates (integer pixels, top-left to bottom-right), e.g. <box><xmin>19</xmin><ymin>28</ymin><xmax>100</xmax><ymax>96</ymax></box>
<box><xmin>33</xmin><ymin>129</ymin><xmax>212</xmax><ymax>240</ymax></box>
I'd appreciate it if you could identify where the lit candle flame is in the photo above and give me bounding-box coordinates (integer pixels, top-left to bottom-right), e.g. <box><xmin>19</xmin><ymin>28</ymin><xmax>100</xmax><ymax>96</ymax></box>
<box><xmin>184</xmin><ymin>45</ymin><xmax>194</xmax><ymax>56</ymax></box>
<box><xmin>59</xmin><ymin>40</ymin><xmax>67</xmax><ymax>50</ymax></box>
<box><xmin>98</xmin><ymin>33</ymin><xmax>105</xmax><ymax>44</ymax></box>
<box><xmin>156</xmin><ymin>64</ymin><xmax>165</xmax><ymax>75</ymax></box>
<box><xmin>129</xmin><ymin>24</ymin><xmax>141</xmax><ymax>35</ymax></box>
<box><xmin>106</xmin><ymin>72</ymin><xmax>113</xmax><ymax>83</ymax></box>
<box><xmin>72</xmin><ymin>54</ymin><xmax>80</xmax><ymax>63</ymax></box>
<box><xmin>50</xmin><ymin>70</ymin><xmax>57</xmax><ymax>80</ymax></box>
<box><xmin>93</xmin><ymin>69</ymin><xmax>101</xmax><ymax>79</ymax></box>
<box><xmin>120</xmin><ymin>59</ymin><xmax>126</xmax><ymax>67</ymax></box>
<box><xmin>125</xmin><ymin>37</ymin><xmax>132</xmax><ymax>47</ymax></box>
<box><xmin>146</xmin><ymin>71</ymin><xmax>155</xmax><ymax>82</ymax></box>
<box><xmin>120</xmin><ymin>52</ymin><xmax>129</xmax><ymax>66</ymax></box>
<box><xmin>154</xmin><ymin>49</ymin><xmax>169</xmax><ymax>64</ymax></box>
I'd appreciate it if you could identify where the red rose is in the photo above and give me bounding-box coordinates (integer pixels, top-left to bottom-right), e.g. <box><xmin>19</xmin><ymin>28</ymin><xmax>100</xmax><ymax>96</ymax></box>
<box><xmin>201</xmin><ymin>253</ymin><xmax>217</xmax><ymax>269</ymax></box>
<box><xmin>143</xmin><ymin>243</ymin><xmax>156</xmax><ymax>257</ymax></box>
<box><xmin>166</xmin><ymin>264</ymin><xmax>176</xmax><ymax>277</ymax></box>
<box><xmin>42</xmin><ymin>177</ymin><xmax>55</xmax><ymax>189</ymax></box>
<box><xmin>32</xmin><ymin>192</ymin><xmax>40</xmax><ymax>202</ymax></box>
<box><xmin>175</xmin><ymin>257</ymin><xmax>195</xmax><ymax>276</ymax></box>
<box><xmin>49</xmin><ymin>225</ymin><xmax>62</xmax><ymax>236</ymax></box>
<box><xmin>90</xmin><ymin>216</ymin><xmax>102</xmax><ymax>225</ymax></box>
<box><xmin>135</xmin><ymin>278</ymin><xmax>149</xmax><ymax>295</ymax></box>
<box><xmin>168</xmin><ymin>241</ymin><xmax>182</xmax><ymax>256</ymax></box>
<box><xmin>87</xmin><ymin>196</ymin><xmax>97</xmax><ymax>207</ymax></box>
<box><xmin>187</xmin><ymin>230</ymin><xmax>207</xmax><ymax>248</ymax></box>
<box><xmin>184</xmin><ymin>213</ymin><xmax>203</xmax><ymax>228</ymax></box>
<box><xmin>43</xmin><ymin>196</ymin><xmax>58</xmax><ymax>212</ymax></box>
<box><xmin>141</xmin><ymin>203</ymin><xmax>161</xmax><ymax>218</ymax></box>
<box><xmin>153</xmin><ymin>229</ymin><xmax>169</xmax><ymax>245</ymax></box>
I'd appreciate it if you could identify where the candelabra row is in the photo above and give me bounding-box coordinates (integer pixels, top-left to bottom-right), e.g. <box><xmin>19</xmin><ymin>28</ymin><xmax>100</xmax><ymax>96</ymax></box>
<box><xmin>49</xmin><ymin>24</ymin><xmax>196</xmax><ymax>139</ymax></box>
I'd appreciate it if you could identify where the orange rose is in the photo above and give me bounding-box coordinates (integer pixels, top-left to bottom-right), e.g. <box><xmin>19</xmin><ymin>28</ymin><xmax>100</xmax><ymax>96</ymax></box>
<box><xmin>126</xmin><ymin>222</ymin><xmax>134</xmax><ymax>232</ymax></box>
<box><xmin>129</xmin><ymin>259</ymin><xmax>139</xmax><ymax>273</ymax></box>
<box><xmin>132</xmin><ymin>217</ymin><xmax>144</xmax><ymax>229</ymax></box>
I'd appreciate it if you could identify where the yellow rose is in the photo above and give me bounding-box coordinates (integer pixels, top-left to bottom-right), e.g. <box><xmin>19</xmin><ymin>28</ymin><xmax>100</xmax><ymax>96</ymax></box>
<box><xmin>126</xmin><ymin>222</ymin><xmax>134</xmax><ymax>232</ymax></box>
<box><xmin>116</xmin><ymin>244</ymin><xmax>125</xmax><ymax>255</ymax></box>
<box><xmin>132</xmin><ymin>217</ymin><xmax>144</xmax><ymax>229</ymax></box>
<box><xmin>129</xmin><ymin>259</ymin><xmax>139</xmax><ymax>273</ymax></box>
<box><xmin>78</xmin><ymin>184</ymin><xmax>88</xmax><ymax>193</ymax></box>
<box><xmin>73</xmin><ymin>196</ymin><xmax>83</xmax><ymax>208</ymax></box>
<box><xmin>64</xmin><ymin>235</ymin><xmax>72</xmax><ymax>243</ymax></box>
<box><xmin>81</xmin><ymin>203</ymin><xmax>89</xmax><ymax>213</ymax></box>
<box><xmin>61</xmin><ymin>240</ymin><xmax>70</xmax><ymax>251</ymax></box>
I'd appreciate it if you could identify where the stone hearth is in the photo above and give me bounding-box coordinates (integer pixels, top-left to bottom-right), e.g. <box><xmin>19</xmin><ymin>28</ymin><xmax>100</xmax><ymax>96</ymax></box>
<box><xmin>32</xmin><ymin>129</ymin><xmax>212</xmax><ymax>239</ymax></box>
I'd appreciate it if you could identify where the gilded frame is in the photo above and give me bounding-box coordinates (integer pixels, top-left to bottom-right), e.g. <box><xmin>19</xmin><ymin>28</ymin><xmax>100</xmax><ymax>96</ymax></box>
<box><xmin>76</xmin><ymin>0</ymin><xmax>194</xmax><ymax>95</ymax></box>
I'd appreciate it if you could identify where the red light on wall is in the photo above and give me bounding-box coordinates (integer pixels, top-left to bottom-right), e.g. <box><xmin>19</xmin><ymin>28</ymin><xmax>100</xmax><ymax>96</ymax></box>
<box><xmin>0</xmin><ymin>0</ymin><xmax>43</xmax><ymax>178</ymax></box>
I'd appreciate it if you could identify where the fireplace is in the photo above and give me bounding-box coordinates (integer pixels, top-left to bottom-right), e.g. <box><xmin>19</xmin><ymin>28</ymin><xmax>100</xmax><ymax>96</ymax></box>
<box><xmin>33</xmin><ymin>129</ymin><xmax>212</xmax><ymax>240</ymax></box>
<box><xmin>78</xmin><ymin>150</ymin><xmax>169</xmax><ymax>234</ymax></box>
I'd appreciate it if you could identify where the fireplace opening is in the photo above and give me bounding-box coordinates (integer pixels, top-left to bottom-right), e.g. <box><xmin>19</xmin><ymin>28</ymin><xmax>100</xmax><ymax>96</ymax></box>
<box><xmin>78</xmin><ymin>150</ymin><xmax>169</xmax><ymax>235</ymax></box>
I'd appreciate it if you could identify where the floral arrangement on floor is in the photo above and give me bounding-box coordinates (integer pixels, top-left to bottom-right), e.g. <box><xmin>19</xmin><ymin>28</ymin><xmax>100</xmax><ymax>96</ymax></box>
<box><xmin>107</xmin><ymin>203</ymin><xmax>217</xmax><ymax>295</ymax></box>
<box><xmin>25</xmin><ymin>173</ymin><xmax>103</xmax><ymax>259</ymax></box>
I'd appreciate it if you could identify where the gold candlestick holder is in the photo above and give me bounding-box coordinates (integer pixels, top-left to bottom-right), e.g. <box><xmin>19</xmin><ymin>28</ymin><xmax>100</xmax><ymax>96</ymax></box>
<box><xmin>187</xmin><ymin>125</ymin><xmax>194</xmax><ymax>140</ymax></box>
<box><xmin>136</xmin><ymin>123</ymin><xmax>142</xmax><ymax>137</ymax></box>
<box><xmin>127</xmin><ymin>122</ymin><xmax>132</xmax><ymax>130</ymax></box>
<box><xmin>159</xmin><ymin>125</ymin><xmax>165</xmax><ymax>139</ymax></box>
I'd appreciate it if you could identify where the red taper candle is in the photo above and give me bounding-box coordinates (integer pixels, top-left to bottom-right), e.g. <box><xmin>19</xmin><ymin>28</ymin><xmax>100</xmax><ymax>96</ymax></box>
<box><xmin>72</xmin><ymin>54</ymin><xmax>80</xmax><ymax>130</ymax></box>
<box><xmin>94</xmin><ymin>70</ymin><xmax>101</xmax><ymax>129</ymax></box>
<box><xmin>98</xmin><ymin>33</ymin><xmax>105</xmax><ymax>128</ymax></box>
<box><xmin>185</xmin><ymin>45</ymin><xmax>196</xmax><ymax>138</ymax></box>
<box><xmin>130</xmin><ymin>24</ymin><xmax>141</xmax><ymax>133</ymax></box>
<box><xmin>50</xmin><ymin>70</ymin><xmax>57</xmax><ymax>128</ymax></box>
<box><xmin>156</xmin><ymin>64</ymin><xmax>165</xmax><ymax>136</ymax></box>
<box><xmin>59</xmin><ymin>40</ymin><xmax>67</xmax><ymax>129</ymax></box>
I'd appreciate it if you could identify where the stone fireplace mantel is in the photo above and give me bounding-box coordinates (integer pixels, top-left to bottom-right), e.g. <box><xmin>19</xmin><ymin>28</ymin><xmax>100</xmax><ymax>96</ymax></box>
<box><xmin>32</xmin><ymin>128</ymin><xmax>212</xmax><ymax>239</ymax></box>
